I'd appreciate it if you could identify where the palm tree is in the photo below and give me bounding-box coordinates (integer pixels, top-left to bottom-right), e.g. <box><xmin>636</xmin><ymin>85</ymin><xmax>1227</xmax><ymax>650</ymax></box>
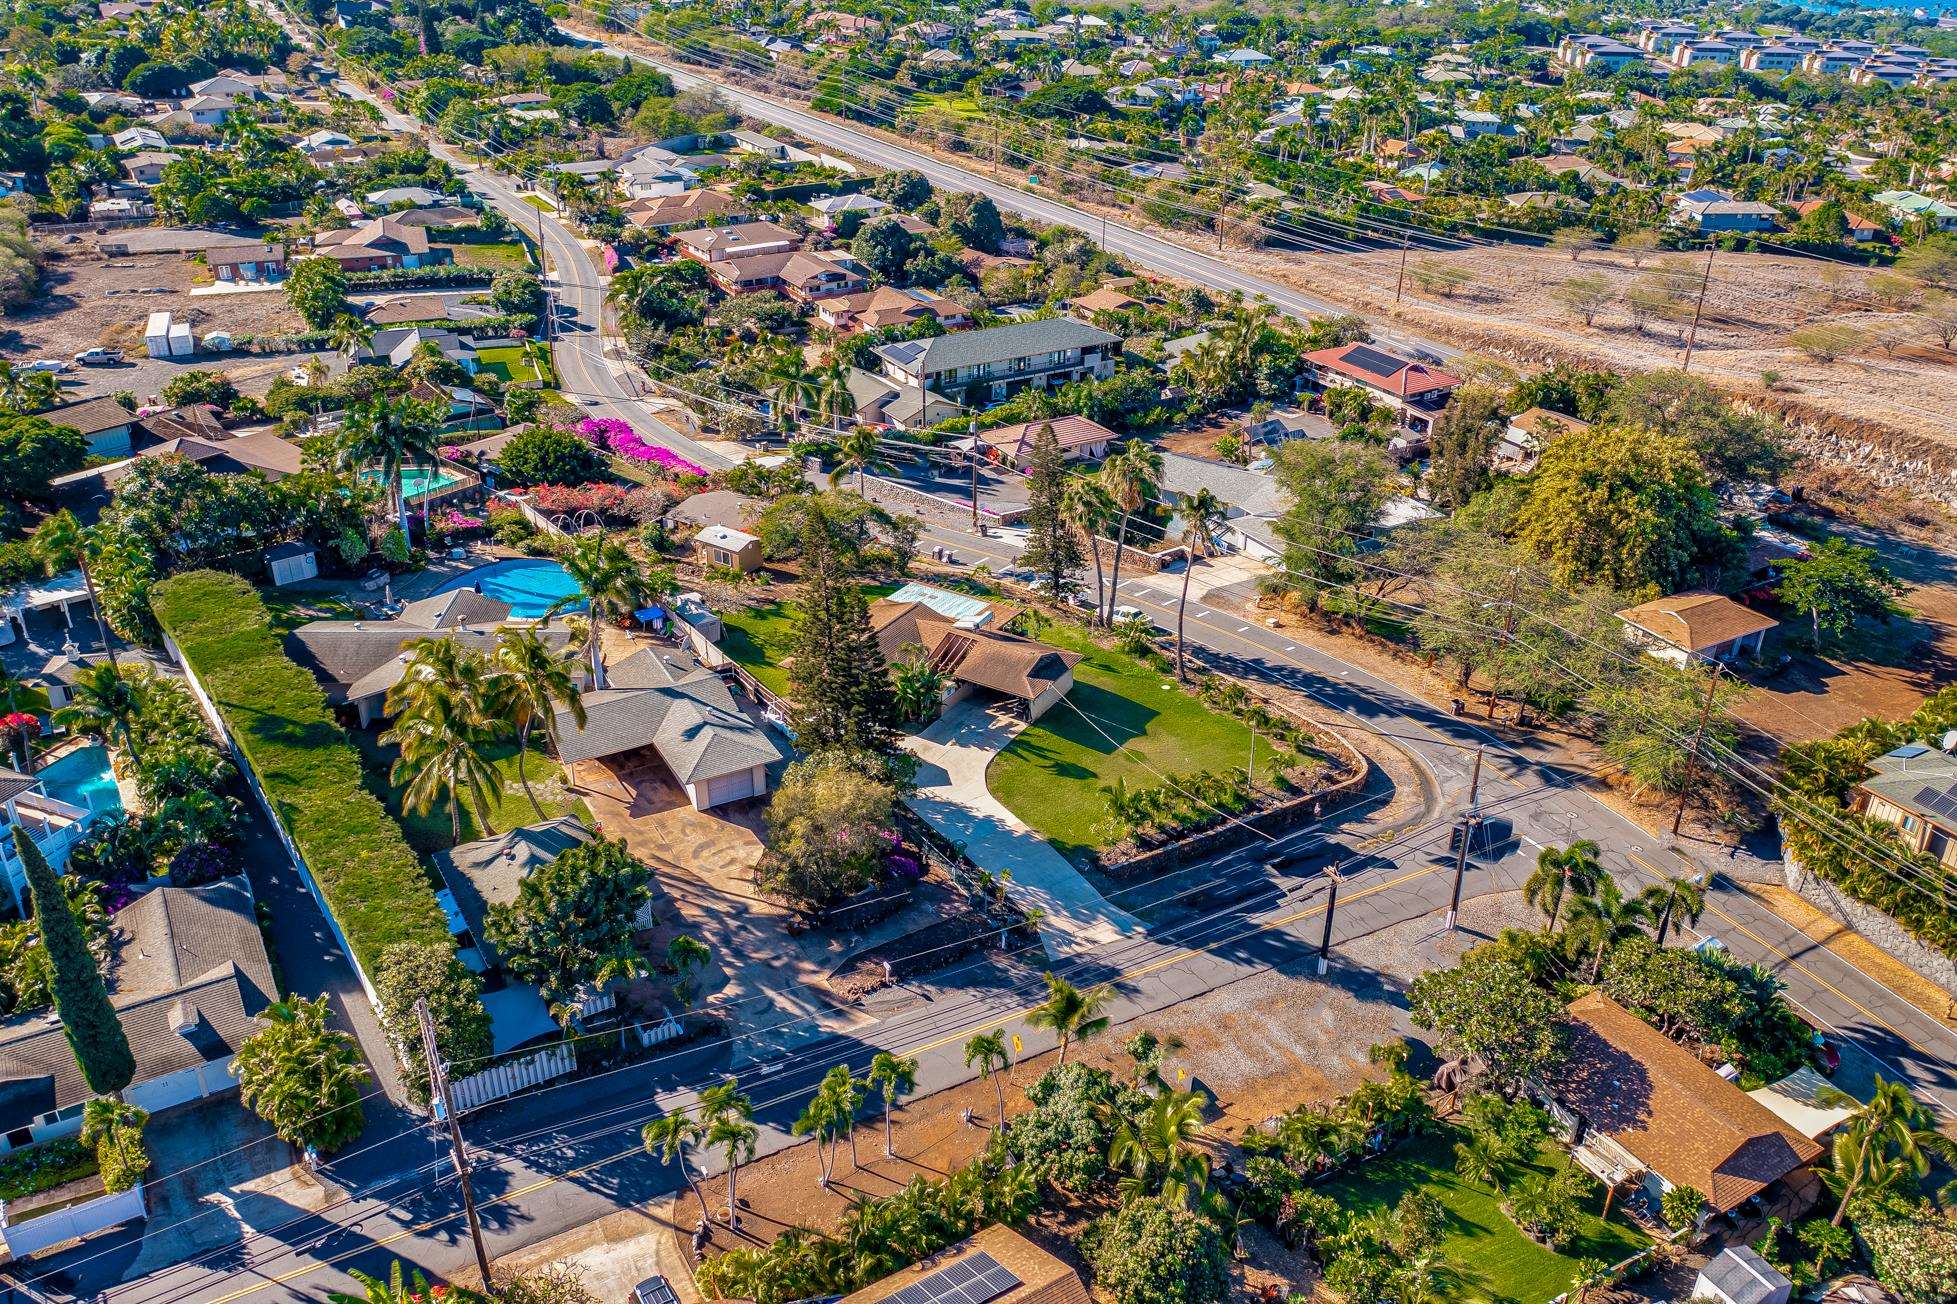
<box><xmin>828</xmin><ymin>426</ymin><xmax>887</xmax><ymax>496</ymax></box>
<box><xmin>0</xmin><ymin>361</ymin><xmax>58</xmax><ymax>416</ymax></box>
<box><xmin>1522</xmin><ymin>840</ymin><xmax>1603</xmax><ymax>933</ymax></box>
<box><xmin>1563</xmin><ymin>878</ymin><xmax>1653</xmax><ymax>981</ymax></box>
<box><xmin>643</xmin><ymin>1111</ymin><xmax>712</xmax><ymax>1227</ymax></box>
<box><xmin>1452</xmin><ymin>1130</ymin><xmax>1507</xmax><ymax>1189</ymax></box>
<box><xmin>699</xmin><ymin>1079</ymin><xmax>757</xmax><ymax>1227</ymax></box>
<box><xmin>1109</xmin><ymin>1089</ymin><xmax>1210</xmax><ymax>1207</ymax></box>
<box><xmin>1817</xmin><ymin>1076</ymin><xmax>1957</xmax><ymax>1225</ymax></box>
<box><xmin>1098</xmin><ymin>439</ymin><xmax>1162</xmax><ymax>625</ymax></box>
<box><xmin>793</xmin><ymin>1068</ymin><xmax>851</xmax><ymax>1189</ymax></box>
<box><xmin>766</xmin><ymin>353</ymin><xmax>823</xmax><ymax>436</ymax></box>
<box><xmin>866</xmin><ymin>1052</ymin><xmax>918</xmax><ymax>1158</ymax></box>
<box><xmin>1026</xmin><ymin>973</ymin><xmax>1112</xmax><ymax>1066</ymax></box>
<box><xmin>812</xmin><ymin>360</ymin><xmax>855</xmax><ymax>433</ymax></box>
<box><xmin>963</xmin><ymin>1030</ymin><xmax>1009</xmax><ymax>1127</ymax></box>
<box><xmin>335</xmin><ymin>396</ymin><xmax>445</xmax><ymax>538</ymax></box>
<box><xmin>382</xmin><ymin>680</ymin><xmax>499</xmax><ymax>843</ymax></box>
<box><xmin>328</xmin><ymin>313</ymin><xmax>374</xmax><ymax>356</ymax></box>
<box><xmin>54</xmin><ymin>663</ymin><xmax>145</xmax><ymax>765</ymax></box>
<box><xmin>34</xmin><ymin>510</ymin><xmax>118</xmax><ymax>670</ymax></box>
<box><xmin>548</xmin><ymin>533</ymin><xmax>663</xmax><ymax>688</ymax></box>
<box><xmin>1639</xmin><ymin>875</ymin><xmax>1706</xmax><ymax>946</ymax></box>
<box><xmin>1172</xmin><ymin>487</ymin><xmax>1225</xmax><ymax>682</ymax></box>
<box><xmin>492</xmin><ymin>627</ymin><xmax>586</xmax><ymax>821</ymax></box>
<box><xmin>1060</xmin><ymin>476</ymin><xmax>1116</xmax><ymax>620</ymax></box>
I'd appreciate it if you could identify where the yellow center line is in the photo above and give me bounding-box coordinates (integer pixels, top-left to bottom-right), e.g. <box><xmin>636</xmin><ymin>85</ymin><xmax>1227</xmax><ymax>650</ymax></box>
<box><xmin>198</xmin><ymin>859</ymin><xmax>1447</xmax><ymax>1304</ymax></box>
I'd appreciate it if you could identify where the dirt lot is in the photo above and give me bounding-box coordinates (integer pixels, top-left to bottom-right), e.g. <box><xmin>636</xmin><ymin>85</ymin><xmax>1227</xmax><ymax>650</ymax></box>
<box><xmin>3</xmin><ymin>244</ymin><xmax>310</xmax><ymax>403</ymax></box>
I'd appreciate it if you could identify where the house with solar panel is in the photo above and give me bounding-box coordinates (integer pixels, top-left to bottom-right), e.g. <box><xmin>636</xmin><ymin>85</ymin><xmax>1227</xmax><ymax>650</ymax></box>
<box><xmin>1301</xmin><ymin>342</ymin><xmax>1463</xmax><ymax>438</ymax></box>
<box><xmin>1852</xmin><ymin>742</ymin><xmax>1957</xmax><ymax>871</ymax></box>
<box><xmin>837</xmin><ymin>1224</ymin><xmax>1088</xmax><ymax>1304</ymax></box>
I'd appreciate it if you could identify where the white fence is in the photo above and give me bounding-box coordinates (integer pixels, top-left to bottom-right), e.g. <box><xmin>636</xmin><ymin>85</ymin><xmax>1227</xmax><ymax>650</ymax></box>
<box><xmin>0</xmin><ymin>1182</ymin><xmax>145</xmax><ymax>1259</ymax></box>
<box><xmin>448</xmin><ymin>1043</ymin><xmax>576</xmax><ymax>1115</ymax></box>
<box><xmin>637</xmin><ymin>1015</ymin><xmax>683</xmax><ymax>1048</ymax></box>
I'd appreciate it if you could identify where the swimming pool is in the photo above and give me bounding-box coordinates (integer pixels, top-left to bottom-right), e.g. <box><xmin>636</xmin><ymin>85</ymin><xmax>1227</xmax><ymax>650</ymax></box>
<box><xmin>365</xmin><ymin>466</ymin><xmax>469</xmax><ymax>499</ymax></box>
<box><xmin>433</xmin><ymin>559</ymin><xmax>586</xmax><ymax>619</ymax></box>
<box><xmin>37</xmin><ymin>744</ymin><xmax>122</xmax><ymax>816</ymax></box>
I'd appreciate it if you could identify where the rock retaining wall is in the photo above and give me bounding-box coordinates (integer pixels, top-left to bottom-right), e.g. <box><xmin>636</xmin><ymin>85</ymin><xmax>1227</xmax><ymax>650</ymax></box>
<box><xmin>1785</xmin><ymin>853</ymin><xmax>1957</xmax><ymax>997</ymax></box>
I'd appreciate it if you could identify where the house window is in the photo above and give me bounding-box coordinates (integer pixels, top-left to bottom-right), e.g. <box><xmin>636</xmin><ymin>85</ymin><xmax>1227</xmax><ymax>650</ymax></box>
<box><xmin>4</xmin><ymin>1127</ymin><xmax>30</xmax><ymax>1148</ymax></box>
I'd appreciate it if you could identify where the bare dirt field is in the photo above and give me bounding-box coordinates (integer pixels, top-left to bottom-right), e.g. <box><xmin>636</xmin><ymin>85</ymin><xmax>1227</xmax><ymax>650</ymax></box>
<box><xmin>3</xmin><ymin>246</ymin><xmax>306</xmax><ymax>362</ymax></box>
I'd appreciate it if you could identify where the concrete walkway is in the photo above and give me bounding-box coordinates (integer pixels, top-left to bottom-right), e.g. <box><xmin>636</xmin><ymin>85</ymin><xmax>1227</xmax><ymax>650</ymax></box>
<box><xmin>902</xmin><ymin>700</ymin><xmax>1141</xmax><ymax>956</ymax></box>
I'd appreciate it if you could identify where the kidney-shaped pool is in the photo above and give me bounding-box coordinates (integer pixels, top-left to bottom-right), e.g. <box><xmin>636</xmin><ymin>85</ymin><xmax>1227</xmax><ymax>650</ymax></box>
<box><xmin>433</xmin><ymin>558</ymin><xmax>587</xmax><ymax>619</ymax></box>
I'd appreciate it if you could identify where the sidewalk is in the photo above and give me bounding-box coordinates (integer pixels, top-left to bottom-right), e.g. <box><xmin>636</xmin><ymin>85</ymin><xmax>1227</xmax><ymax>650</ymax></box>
<box><xmin>902</xmin><ymin>701</ymin><xmax>1142</xmax><ymax>956</ymax></box>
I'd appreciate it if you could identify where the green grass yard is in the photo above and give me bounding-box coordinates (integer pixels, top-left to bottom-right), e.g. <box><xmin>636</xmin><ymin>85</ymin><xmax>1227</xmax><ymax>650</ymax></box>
<box><xmin>476</xmin><ymin>344</ymin><xmax>546</xmax><ymax>385</ymax></box>
<box><xmin>1313</xmin><ymin>1132</ymin><xmax>1650</xmax><ymax>1304</ymax></box>
<box><xmin>716</xmin><ymin>584</ymin><xmax>901</xmax><ymax>700</ymax></box>
<box><xmin>440</xmin><ymin>239</ymin><xmax>528</xmax><ymax>269</ymax></box>
<box><xmin>985</xmin><ymin>619</ymin><xmax>1264</xmax><ymax>862</ymax></box>
<box><xmin>351</xmin><ymin>732</ymin><xmax>589</xmax><ymax>855</ymax></box>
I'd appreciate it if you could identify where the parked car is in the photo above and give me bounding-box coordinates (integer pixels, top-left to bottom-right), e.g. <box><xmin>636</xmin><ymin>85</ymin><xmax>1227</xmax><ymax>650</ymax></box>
<box><xmin>73</xmin><ymin>348</ymin><xmax>123</xmax><ymax>366</ymax></box>
<box><xmin>18</xmin><ymin>358</ymin><xmax>68</xmax><ymax>373</ymax></box>
<box><xmin>1112</xmin><ymin>604</ymin><xmax>1147</xmax><ymax>625</ymax></box>
<box><xmin>631</xmin><ymin>1277</ymin><xmax>680</xmax><ymax>1304</ymax></box>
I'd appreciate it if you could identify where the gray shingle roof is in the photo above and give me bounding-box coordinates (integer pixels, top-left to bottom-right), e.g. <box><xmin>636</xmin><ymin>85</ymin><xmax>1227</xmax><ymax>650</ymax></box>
<box><xmin>0</xmin><ymin>880</ymin><xmax>274</xmax><ymax>1129</ymax></box>
<box><xmin>876</xmin><ymin>318</ymin><xmax>1119</xmax><ymax>376</ymax></box>
<box><xmin>285</xmin><ymin>615</ymin><xmax>570</xmax><ymax>706</ymax></box>
<box><xmin>1860</xmin><ymin>745</ymin><xmax>1957</xmax><ymax>827</ymax></box>
<box><xmin>552</xmin><ymin>675</ymin><xmax>785</xmax><ymax>781</ymax></box>
<box><xmin>434</xmin><ymin>817</ymin><xmax>596</xmax><ymax>970</ymax></box>
<box><xmin>1698</xmin><ymin>1247</ymin><xmax>1791</xmax><ymax>1304</ymax></box>
<box><xmin>1158</xmin><ymin>452</ymin><xmax>1285</xmax><ymax>517</ymax></box>
<box><xmin>398</xmin><ymin>590</ymin><xmax>513</xmax><ymax>629</ymax></box>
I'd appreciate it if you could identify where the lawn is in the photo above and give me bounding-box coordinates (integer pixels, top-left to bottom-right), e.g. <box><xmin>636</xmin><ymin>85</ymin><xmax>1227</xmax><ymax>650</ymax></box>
<box><xmin>440</xmin><ymin>239</ymin><xmax>528</xmax><ymax>269</ymax></box>
<box><xmin>1311</xmin><ymin>1132</ymin><xmax>1650</xmax><ymax>1304</ymax></box>
<box><xmin>521</xmin><ymin>193</ymin><xmax>556</xmax><ymax>211</ymax></box>
<box><xmin>351</xmin><ymin>731</ymin><xmax>590</xmax><ymax>855</ymax></box>
<box><xmin>260</xmin><ymin>591</ymin><xmax>357</xmax><ymax>636</ymax></box>
<box><xmin>985</xmin><ymin>619</ymin><xmax>1264</xmax><ymax>862</ymax></box>
<box><xmin>909</xmin><ymin>91</ymin><xmax>982</xmax><ymax>118</ymax></box>
<box><xmin>716</xmin><ymin>584</ymin><xmax>901</xmax><ymax>700</ymax></box>
<box><xmin>476</xmin><ymin>344</ymin><xmax>546</xmax><ymax>385</ymax></box>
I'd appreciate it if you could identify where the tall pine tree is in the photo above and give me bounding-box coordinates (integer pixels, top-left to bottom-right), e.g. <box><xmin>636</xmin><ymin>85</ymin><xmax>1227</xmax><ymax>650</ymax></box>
<box><xmin>1017</xmin><ymin>423</ymin><xmax>1082</xmax><ymax>601</ymax></box>
<box><xmin>16</xmin><ymin>829</ymin><xmax>133</xmax><ymax>1094</ymax></box>
<box><xmin>787</xmin><ymin>522</ymin><xmax>898</xmax><ymax>757</ymax></box>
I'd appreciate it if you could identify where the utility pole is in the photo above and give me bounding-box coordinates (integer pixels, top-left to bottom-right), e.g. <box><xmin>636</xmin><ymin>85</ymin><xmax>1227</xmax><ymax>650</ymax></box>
<box><xmin>1247</xmin><ymin>721</ymin><xmax>1258</xmax><ymax>788</ymax></box>
<box><xmin>1670</xmin><ymin>662</ymin><xmax>1724</xmax><ymax>838</ymax></box>
<box><xmin>1484</xmin><ymin>567</ymin><xmax>1521</xmax><ymax>719</ymax></box>
<box><xmin>418</xmin><ymin>999</ymin><xmax>494</xmax><ymax>1290</ymax></box>
<box><xmin>1393</xmin><ymin>235</ymin><xmax>1410</xmax><ymax>306</ymax></box>
<box><xmin>1317</xmin><ymin>865</ymin><xmax>1340</xmax><ymax>975</ymax></box>
<box><xmin>968</xmin><ymin>418</ymin><xmax>981</xmax><ymax>528</ymax></box>
<box><xmin>1680</xmin><ymin>244</ymin><xmax>1715</xmax><ymax>373</ymax></box>
<box><xmin>1445</xmin><ymin>746</ymin><xmax>1484</xmax><ymax>931</ymax></box>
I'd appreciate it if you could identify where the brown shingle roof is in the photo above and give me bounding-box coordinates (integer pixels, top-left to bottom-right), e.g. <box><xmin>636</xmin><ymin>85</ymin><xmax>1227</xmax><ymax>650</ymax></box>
<box><xmin>1559</xmin><ymin>991</ymin><xmax>1822</xmax><ymax>1212</ymax></box>
<box><xmin>839</xmin><ymin>1225</ymin><xmax>1088</xmax><ymax>1304</ymax></box>
<box><xmin>1615</xmin><ymin>591</ymin><xmax>1777</xmax><ymax>652</ymax></box>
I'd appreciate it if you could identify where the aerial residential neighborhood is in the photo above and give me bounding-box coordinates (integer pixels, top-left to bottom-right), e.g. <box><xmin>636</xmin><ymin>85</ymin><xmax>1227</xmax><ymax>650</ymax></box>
<box><xmin>0</xmin><ymin>0</ymin><xmax>1953</xmax><ymax>1301</ymax></box>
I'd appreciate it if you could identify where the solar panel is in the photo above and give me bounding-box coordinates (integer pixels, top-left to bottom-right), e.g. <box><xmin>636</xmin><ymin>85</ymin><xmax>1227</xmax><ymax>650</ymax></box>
<box><xmin>1342</xmin><ymin>344</ymin><xmax>1407</xmax><ymax>378</ymax></box>
<box><xmin>1891</xmin><ymin>744</ymin><xmax>1932</xmax><ymax>759</ymax></box>
<box><xmin>884</xmin><ymin>1251</ymin><xmax>1022</xmax><ymax>1304</ymax></box>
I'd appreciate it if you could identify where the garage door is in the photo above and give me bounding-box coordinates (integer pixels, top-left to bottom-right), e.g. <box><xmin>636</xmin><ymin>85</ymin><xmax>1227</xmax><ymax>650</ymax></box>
<box><xmin>702</xmin><ymin>769</ymin><xmax>755</xmax><ymax>808</ymax></box>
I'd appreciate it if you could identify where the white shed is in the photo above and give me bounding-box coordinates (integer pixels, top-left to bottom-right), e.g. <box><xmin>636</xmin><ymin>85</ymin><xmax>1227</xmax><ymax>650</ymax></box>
<box><xmin>145</xmin><ymin>311</ymin><xmax>173</xmax><ymax>359</ymax></box>
<box><xmin>166</xmin><ymin>323</ymin><xmax>195</xmax><ymax>357</ymax></box>
<box><xmin>265</xmin><ymin>541</ymin><xmax>318</xmax><ymax>587</ymax></box>
<box><xmin>1693</xmin><ymin>1247</ymin><xmax>1791</xmax><ymax>1304</ymax></box>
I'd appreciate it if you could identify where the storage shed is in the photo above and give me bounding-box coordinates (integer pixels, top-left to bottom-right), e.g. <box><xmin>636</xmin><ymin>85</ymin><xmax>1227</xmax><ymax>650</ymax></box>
<box><xmin>265</xmin><ymin>541</ymin><xmax>318</xmax><ymax>588</ymax></box>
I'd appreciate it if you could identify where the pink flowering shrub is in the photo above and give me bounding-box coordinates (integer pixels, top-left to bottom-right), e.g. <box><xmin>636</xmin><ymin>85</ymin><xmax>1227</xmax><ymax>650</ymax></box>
<box><xmin>531</xmin><ymin>482</ymin><xmax>631</xmax><ymax>518</ymax></box>
<box><xmin>576</xmin><ymin>418</ymin><xmax>708</xmax><ymax>478</ymax></box>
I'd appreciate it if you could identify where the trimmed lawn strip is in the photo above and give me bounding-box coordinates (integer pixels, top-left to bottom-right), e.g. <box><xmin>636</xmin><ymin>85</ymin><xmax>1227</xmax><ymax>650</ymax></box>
<box><xmin>151</xmin><ymin>571</ymin><xmax>454</xmax><ymax>974</ymax></box>
<box><xmin>985</xmin><ymin>619</ymin><xmax>1265</xmax><ymax>862</ymax></box>
<box><xmin>1312</xmin><ymin>1130</ymin><xmax>1649</xmax><ymax>1304</ymax></box>
<box><xmin>350</xmin><ymin>731</ymin><xmax>590</xmax><ymax>855</ymax></box>
<box><xmin>715</xmin><ymin>584</ymin><xmax>900</xmax><ymax>700</ymax></box>
<box><xmin>476</xmin><ymin>344</ymin><xmax>543</xmax><ymax>384</ymax></box>
<box><xmin>439</xmin><ymin>240</ymin><xmax>526</xmax><ymax>269</ymax></box>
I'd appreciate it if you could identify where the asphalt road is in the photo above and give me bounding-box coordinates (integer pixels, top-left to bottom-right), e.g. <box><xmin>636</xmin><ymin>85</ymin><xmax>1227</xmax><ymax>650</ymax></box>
<box><xmin>556</xmin><ymin>20</ymin><xmax>1463</xmax><ymax>364</ymax></box>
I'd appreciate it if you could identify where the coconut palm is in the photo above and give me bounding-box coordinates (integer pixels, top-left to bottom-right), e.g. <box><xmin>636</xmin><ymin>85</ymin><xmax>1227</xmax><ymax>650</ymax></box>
<box><xmin>547</xmin><ymin>533</ymin><xmax>663</xmax><ymax>688</ymax></box>
<box><xmin>1059</xmin><ymin>476</ymin><xmax>1116</xmax><ymax>620</ymax></box>
<box><xmin>793</xmin><ymin>1067</ymin><xmax>854</xmax><ymax>1189</ymax></box>
<box><xmin>700</xmin><ymin>1079</ymin><xmax>758</xmax><ymax>1227</ymax></box>
<box><xmin>1098</xmin><ymin>438</ymin><xmax>1162</xmax><ymax>625</ymax></box>
<box><xmin>335</xmin><ymin>395</ymin><xmax>445</xmax><ymax>538</ymax></box>
<box><xmin>1817</xmin><ymin>1075</ymin><xmax>1957</xmax><ymax>1225</ymax></box>
<box><xmin>1521</xmin><ymin>840</ymin><xmax>1603</xmax><ymax>933</ymax></box>
<box><xmin>865</xmin><ymin>1052</ymin><xmax>918</xmax><ymax>1159</ymax></box>
<box><xmin>828</xmin><ymin>425</ymin><xmax>888</xmax><ymax>495</ymax></box>
<box><xmin>0</xmin><ymin>362</ymin><xmax>58</xmax><ymax>416</ymax></box>
<box><xmin>1563</xmin><ymin>877</ymin><xmax>1653</xmax><ymax>981</ymax></box>
<box><xmin>492</xmin><ymin>627</ymin><xmax>586</xmax><ymax>822</ymax></box>
<box><xmin>327</xmin><ymin>313</ymin><xmax>373</xmax><ymax>356</ymax></box>
<box><xmin>382</xmin><ymin>679</ymin><xmax>499</xmax><ymax>843</ymax></box>
<box><xmin>1025</xmin><ymin>973</ymin><xmax>1112</xmax><ymax>1066</ymax></box>
<box><xmin>54</xmin><ymin>663</ymin><xmax>145</xmax><ymax>765</ymax></box>
<box><xmin>34</xmin><ymin>510</ymin><xmax>118</xmax><ymax>669</ymax></box>
<box><xmin>766</xmin><ymin>353</ymin><xmax>823</xmax><ymax>436</ymax></box>
<box><xmin>1109</xmin><ymin>1089</ymin><xmax>1210</xmax><ymax>1207</ymax></box>
<box><xmin>812</xmin><ymin>359</ymin><xmax>855</xmax><ymax>433</ymax></box>
<box><xmin>1638</xmin><ymin>875</ymin><xmax>1706</xmax><ymax>946</ymax></box>
<box><xmin>1172</xmin><ymin>487</ymin><xmax>1225</xmax><ymax>681</ymax></box>
<box><xmin>643</xmin><ymin>1111</ymin><xmax>711</xmax><ymax>1226</ymax></box>
<box><xmin>963</xmin><ymin>1030</ymin><xmax>1009</xmax><ymax>1127</ymax></box>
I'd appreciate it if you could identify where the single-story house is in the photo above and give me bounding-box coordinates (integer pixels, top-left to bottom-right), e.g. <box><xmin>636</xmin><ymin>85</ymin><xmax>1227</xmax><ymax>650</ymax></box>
<box><xmin>1694</xmin><ymin>1247</ymin><xmax>1792</xmax><ymax>1304</ymax></box>
<box><xmin>287</xmin><ymin>591</ymin><xmax>574</xmax><ymax>725</ymax></box>
<box><xmin>1615</xmin><ymin>591</ymin><xmax>1777</xmax><ymax>665</ymax></box>
<box><xmin>692</xmin><ymin>524</ymin><xmax>762</xmax><ymax>573</ymax></box>
<box><xmin>1851</xmin><ymin>743</ymin><xmax>1957</xmax><ymax>870</ymax></box>
<box><xmin>353</xmin><ymin>326</ymin><xmax>478</xmax><ymax>374</ymax></box>
<box><xmin>972</xmin><ymin>415</ymin><xmax>1115</xmax><ymax>468</ymax></box>
<box><xmin>364</xmin><ymin>185</ymin><xmax>450</xmax><ymax>209</ymax></box>
<box><xmin>623</xmin><ymin>189</ymin><xmax>747</xmax><ymax>232</ymax></box>
<box><xmin>1498</xmin><ymin>407</ymin><xmax>1588</xmax><ymax>468</ymax></box>
<box><xmin>814</xmin><ymin>285</ymin><xmax>970</xmax><ymax>335</ymax></box>
<box><xmin>0</xmin><ymin>880</ymin><xmax>274</xmax><ymax>1153</ymax></box>
<box><xmin>870</xmin><ymin>586</ymin><xmax>1079</xmax><ymax>722</ymax></box>
<box><xmin>837</xmin><ymin>1224</ymin><xmax>1088</xmax><ymax>1304</ymax></box>
<box><xmin>846</xmin><ymin>367</ymin><xmax>968</xmax><ymax>432</ymax></box>
<box><xmin>120</xmin><ymin>150</ymin><xmax>181</xmax><ymax>186</ymax></box>
<box><xmin>807</xmin><ymin>192</ymin><xmax>892</xmax><ymax>230</ymax></box>
<box><xmin>311</xmin><ymin>217</ymin><xmax>454</xmax><ymax>272</ymax></box>
<box><xmin>1549</xmin><ymin>991</ymin><xmax>1823</xmax><ymax>1218</ymax></box>
<box><xmin>1068</xmin><ymin>286</ymin><xmax>1142</xmax><ymax>316</ymax></box>
<box><xmin>206</xmin><ymin>241</ymin><xmax>287</xmax><ymax>283</ymax></box>
<box><xmin>1671</xmin><ymin>189</ymin><xmax>1781</xmax><ymax>233</ymax></box>
<box><xmin>50</xmin><ymin>429</ymin><xmax>303</xmax><ymax>522</ymax></box>
<box><xmin>41</xmin><ymin>397</ymin><xmax>141</xmax><ymax>458</ymax></box>
<box><xmin>552</xmin><ymin>645</ymin><xmax>786</xmax><ymax>810</ymax></box>
<box><xmin>668</xmin><ymin>489</ymin><xmax>763</xmax><ymax>534</ymax></box>
<box><xmin>706</xmin><ymin>249</ymin><xmax>867</xmax><ymax>301</ymax></box>
<box><xmin>671</xmin><ymin>220</ymin><xmax>800</xmax><ymax>263</ymax></box>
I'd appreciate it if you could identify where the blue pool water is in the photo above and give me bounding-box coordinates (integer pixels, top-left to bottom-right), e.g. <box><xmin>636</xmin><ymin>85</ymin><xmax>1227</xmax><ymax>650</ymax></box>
<box><xmin>434</xmin><ymin>559</ymin><xmax>586</xmax><ymax>619</ymax></box>
<box><xmin>37</xmin><ymin>744</ymin><xmax>123</xmax><ymax>816</ymax></box>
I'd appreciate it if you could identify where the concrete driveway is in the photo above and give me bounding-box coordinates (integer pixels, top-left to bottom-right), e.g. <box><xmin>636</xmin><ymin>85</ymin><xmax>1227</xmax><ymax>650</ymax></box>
<box><xmin>903</xmin><ymin>700</ymin><xmax>1141</xmax><ymax>956</ymax></box>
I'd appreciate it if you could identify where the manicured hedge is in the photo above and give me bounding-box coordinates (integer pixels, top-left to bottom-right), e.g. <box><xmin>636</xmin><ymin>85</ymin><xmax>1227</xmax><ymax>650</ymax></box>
<box><xmin>150</xmin><ymin>571</ymin><xmax>457</xmax><ymax>977</ymax></box>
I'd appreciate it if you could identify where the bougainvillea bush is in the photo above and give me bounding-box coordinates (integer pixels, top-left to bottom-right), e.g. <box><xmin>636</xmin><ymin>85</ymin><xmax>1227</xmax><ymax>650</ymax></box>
<box><xmin>576</xmin><ymin>418</ymin><xmax>708</xmax><ymax>478</ymax></box>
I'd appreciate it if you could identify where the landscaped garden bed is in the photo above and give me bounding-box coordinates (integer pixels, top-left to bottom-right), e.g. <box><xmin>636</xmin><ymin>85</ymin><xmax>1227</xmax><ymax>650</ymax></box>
<box><xmin>0</xmin><ymin>1138</ymin><xmax>98</xmax><ymax>1206</ymax></box>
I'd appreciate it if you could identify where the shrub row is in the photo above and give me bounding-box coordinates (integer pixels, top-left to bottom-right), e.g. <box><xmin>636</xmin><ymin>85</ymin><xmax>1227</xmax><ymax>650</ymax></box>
<box><xmin>345</xmin><ymin>265</ymin><xmax>495</xmax><ymax>289</ymax></box>
<box><xmin>149</xmin><ymin>572</ymin><xmax>471</xmax><ymax>1002</ymax></box>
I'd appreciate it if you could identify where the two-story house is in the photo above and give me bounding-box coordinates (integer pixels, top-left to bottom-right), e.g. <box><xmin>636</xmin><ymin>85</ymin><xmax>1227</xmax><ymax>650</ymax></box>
<box><xmin>872</xmin><ymin>318</ymin><xmax>1121</xmax><ymax>409</ymax></box>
